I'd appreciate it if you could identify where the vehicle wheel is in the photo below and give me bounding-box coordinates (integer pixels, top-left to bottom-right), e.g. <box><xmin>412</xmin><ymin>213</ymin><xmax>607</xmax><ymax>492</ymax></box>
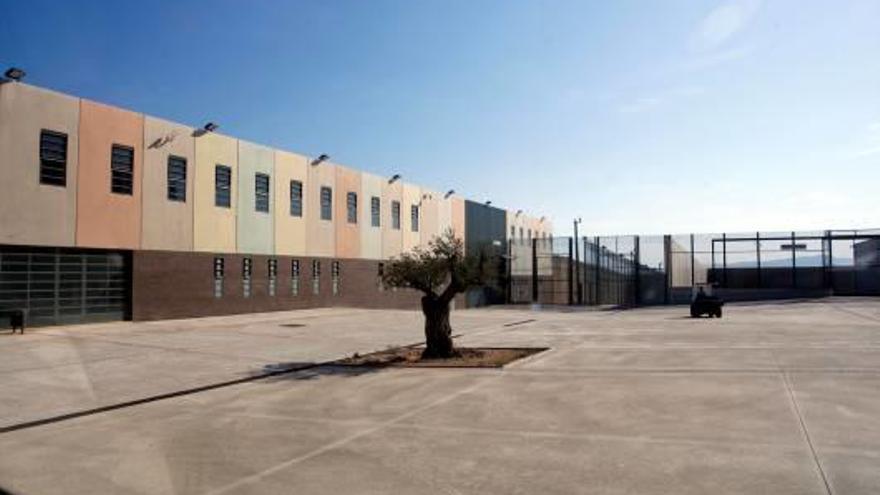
<box><xmin>690</xmin><ymin>309</ymin><xmax>698</xmax><ymax>318</ymax></box>
<box><xmin>716</xmin><ymin>308</ymin><xmax>723</xmax><ymax>318</ymax></box>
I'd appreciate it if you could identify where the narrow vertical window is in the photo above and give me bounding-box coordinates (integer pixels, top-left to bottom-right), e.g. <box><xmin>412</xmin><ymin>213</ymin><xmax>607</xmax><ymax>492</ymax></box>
<box><xmin>213</xmin><ymin>257</ymin><xmax>224</xmax><ymax>298</ymax></box>
<box><xmin>167</xmin><ymin>156</ymin><xmax>187</xmax><ymax>202</ymax></box>
<box><xmin>347</xmin><ymin>192</ymin><xmax>358</xmax><ymax>224</ymax></box>
<box><xmin>528</xmin><ymin>229</ymin><xmax>532</xmax><ymax>240</ymax></box>
<box><xmin>255</xmin><ymin>173</ymin><xmax>270</xmax><ymax>213</ymax></box>
<box><xmin>215</xmin><ymin>165</ymin><xmax>232</xmax><ymax>208</ymax></box>
<box><xmin>289</xmin><ymin>180</ymin><xmax>303</xmax><ymax>217</ymax></box>
<box><xmin>371</xmin><ymin>197</ymin><xmax>381</xmax><ymax>227</ymax></box>
<box><xmin>110</xmin><ymin>144</ymin><xmax>134</xmax><ymax>195</ymax></box>
<box><xmin>39</xmin><ymin>130</ymin><xmax>68</xmax><ymax>187</ymax></box>
<box><xmin>411</xmin><ymin>205</ymin><xmax>419</xmax><ymax>232</ymax></box>
<box><xmin>332</xmin><ymin>261</ymin><xmax>340</xmax><ymax>295</ymax></box>
<box><xmin>392</xmin><ymin>201</ymin><xmax>401</xmax><ymax>230</ymax></box>
<box><xmin>291</xmin><ymin>259</ymin><xmax>300</xmax><ymax>296</ymax></box>
<box><xmin>312</xmin><ymin>260</ymin><xmax>321</xmax><ymax>295</ymax></box>
<box><xmin>242</xmin><ymin>258</ymin><xmax>252</xmax><ymax>298</ymax></box>
<box><xmin>320</xmin><ymin>187</ymin><xmax>333</xmax><ymax>220</ymax></box>
<box><xmin>268</xmin><ymin>259</ymin><xmax>277</xmax><ymax>296</ymax></box>
<box><xmin>377</xmin><ymin>262</ymin><xmax>385</xmax><ymax>291</ymax></box>
<box><xmin>519</xmin><ymin>227</ymin><xmax>524</xmax><ymax>240</ymax></box>
<box><xmin>510</xmin><ymin>226</ymin><xmax>516</xmax><ymax>239</ymax></box>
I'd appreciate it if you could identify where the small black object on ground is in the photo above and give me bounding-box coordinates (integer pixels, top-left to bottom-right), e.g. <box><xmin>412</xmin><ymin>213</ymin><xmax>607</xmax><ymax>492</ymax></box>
<box><xmin>690</xmin><ymin>285</ymin><xmax>724</xmax><ymax>318</ymax></box>
<box><xmin>0</xmin><ymin>309</ymin><xmax>26</xmax><ymax>334</ymax></box>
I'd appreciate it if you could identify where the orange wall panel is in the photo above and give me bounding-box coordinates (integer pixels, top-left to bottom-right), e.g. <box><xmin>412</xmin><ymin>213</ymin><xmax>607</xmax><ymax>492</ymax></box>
<box><xmin>334</xmin><ymin>165</ymin><xmax>361</xmax><ymax>259</ymax></box>
<box><xmin>76</xmin><ymin>100</ymin><xmax>144</xmax><ymax>249</ymax></box>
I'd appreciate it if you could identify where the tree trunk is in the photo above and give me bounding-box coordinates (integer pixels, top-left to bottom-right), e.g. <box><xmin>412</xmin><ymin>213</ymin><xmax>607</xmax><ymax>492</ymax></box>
<box><xmin>421</xmin><ymin>295</ymin><xmax>455</xmax><ymax>358</ymax></box>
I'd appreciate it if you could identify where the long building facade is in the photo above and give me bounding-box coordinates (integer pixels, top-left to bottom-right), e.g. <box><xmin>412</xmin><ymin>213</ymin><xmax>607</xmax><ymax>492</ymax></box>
<box><xmin>0</xmin><ymin>81</ymin><xmax>552</xmax><ymax>325</ymax></box>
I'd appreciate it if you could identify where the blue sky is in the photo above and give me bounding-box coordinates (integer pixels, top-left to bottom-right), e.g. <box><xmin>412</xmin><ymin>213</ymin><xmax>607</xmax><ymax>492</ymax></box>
<box><xmin>2</xmin><ymin>0</ymin><xmax>878</xmax><ymax>236</ymax></box>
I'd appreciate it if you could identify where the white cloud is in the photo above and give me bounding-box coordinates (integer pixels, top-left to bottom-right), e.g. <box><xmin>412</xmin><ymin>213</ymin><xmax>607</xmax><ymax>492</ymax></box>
<box><xmin>692</xmin><ymin>0</ymin><xmax>763</xmax><ymax>51</ymax></box>
<box><xmin>684</xmin><ymin>45</ymin><xmax>753</xmax><ymax>71</ymax></box>
<box><xmin>618</xmin><ymin>97</ymin><xmax>662</xmax><ymax>114</ymax></box>
<box><xmin>617</xmin><ymin>86</ymin><xmax>707</xmax><ymax>114</ymax></box>
<box><xmin>851</xmin><ymin>146</ymin><xmax>880</xmax><ymax>158</ymax></box>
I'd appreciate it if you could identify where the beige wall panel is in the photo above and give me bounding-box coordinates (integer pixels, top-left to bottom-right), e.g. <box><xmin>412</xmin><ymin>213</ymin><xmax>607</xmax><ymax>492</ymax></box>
<box><xmin>76</xmin><ymin>100</ymin><xmax>143</xmax><ymax>249</ymax></box>
<box><xmin>419</xmin><ymin>188</ymin><xmax>441</xmax><ymax>246</ymax></box>
<box><xmin>0</xmin><ymin>83</ymin><xmax>79</xmax><ymax>247</ymax></box>
<box><xmin>334</xmin><ymin>165</ymin><xmax>361</xmax><ymax>259</ymax></box>
<box><xmin>359</xmin><ymin>172</ymin><xmax>383</xmax><ymax>260</ymax></box>
<box><xmin>273</xmin><ymin>150</ymin><xmax>308</xmax><ymax>256</ymax></box>
<box><xmin>193</xmin><ymin>132</ymin><xmax>238</xmax><ymax>253</ymax></box>
<box><xmin>142</xmin><ymin>116</ymin><xmax>194</xmax><ymax>251</ymax></box>
<box><xmin>401</xmin><ymin>183</ymin><xmax>421</xmax><ymax>253</ymax></box>
<box><xmin>506</xmin><ymin>210</ymin><xmax>517</xmax><ymax>241</ymax></box>
<box><xmin>437</xmin><ymin>195</ymin><xmax>453</xmax><ymax>240</ymax></box>
<box><xmin>306</xmin><ymin>161</ymin><xmax>336</xmax><ymax>257</ymax></box>
<box><xmin>381</xmin><ymin>179</ymin><xmax>403</xmax><ymax>259</ymax></box>
<box><xmin>451</xmin><ymin>197</ymin><xmax>466</xmax><ymax>245</ymax></box>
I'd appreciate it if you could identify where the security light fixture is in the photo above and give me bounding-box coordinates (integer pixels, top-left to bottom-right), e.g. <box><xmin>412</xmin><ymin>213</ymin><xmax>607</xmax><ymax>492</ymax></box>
<box><xmin>485</xmin><ymin>200</ymin><xmax>492</xmax><ymax>206</ymax></box>
<box><xmin>388</xmin><ymin>174</ymin><xmax>401</xmax><ymax>184</ymax></box>
<box><xmin>4</xmin><ymin>67</ymin><xmax>25</xmax><ymax>81</ymax></box>
<box><xmin>516</xmin><ymin>209</ymin><xmax>523</xmax><ymax>216</ymax></box>
<box><xmin>444</xmin><ymin>189</ymin><xmax>455</xmax><ymax>199</ymax></box>
<box><xmin>540</xmin><ymin>216</ymin><xmax>546</xmax><ymax>222</ymax></box>
<box><xmin>310</xmin><ymin>154</ymin><xmax>329</xmax><ymax>167</ymax></box>
<box><xmin>203</xmin><ymin>122</ymin><xmax>219</xmax><ymax>132</ymax></box>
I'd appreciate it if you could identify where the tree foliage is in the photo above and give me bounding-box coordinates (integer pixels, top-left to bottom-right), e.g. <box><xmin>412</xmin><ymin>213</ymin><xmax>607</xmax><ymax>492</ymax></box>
<box><xmin>381</xmin><ymin>228</ymin><xmax>491</xmax><ymax>303</ymax></box>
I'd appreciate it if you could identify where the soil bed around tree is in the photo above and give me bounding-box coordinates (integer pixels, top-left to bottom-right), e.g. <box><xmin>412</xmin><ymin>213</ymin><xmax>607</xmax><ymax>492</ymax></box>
<box><xmin>335</xmin><ymin>347</ymin><xmax>548</xmax><ymax>368</ymax></box>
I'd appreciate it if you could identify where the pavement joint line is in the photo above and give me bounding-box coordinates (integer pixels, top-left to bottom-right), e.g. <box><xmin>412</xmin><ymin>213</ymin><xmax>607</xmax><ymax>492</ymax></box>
<box><xmin>822</xmin><ymin>301</ymin><xmax>880</xmax><ymax>323</ymax></box>
<box><xmin>0</xmin><ymin>350</ymin><xmax>146</xmax><ymax>375</ymax></box>
<box><xmin>11</xmin><ymin>331</ymin><xmax>310</xmax><ymax>367</ymax></box>
<box><xmin>0</xmin><ymin>323</ymin><xmax>513</xmax><ymax>435</ymax></box>
<box><xmin>221</xmin><ymin>411</ymin><xmax>807</xmax><ymax>451</ymax></box>
<box><xmin>0</xmin><ymin>333</ymin><xmax>467</xmax><ymax>435</ymax></box>
<box><xmin>500</xmin><ymin>368</ymin><xmax>880</xmax><ymax>375</ymax></box>
<box><xmin>771</xmin><ymin>349</ymin><xmax>834</xmax><ymax>495</ymax></box>
<box><xmin>205</xmin><ymin>374</ymin><xmax>503</xmax><ymax>495</ymax></box>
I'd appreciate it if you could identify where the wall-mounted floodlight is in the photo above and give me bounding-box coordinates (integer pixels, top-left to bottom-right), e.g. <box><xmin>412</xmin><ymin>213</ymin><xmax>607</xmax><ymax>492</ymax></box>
<box><xmin>444</xmin><ymin>189</ymin><xmax>455</xmax><ymax>199</ymax></box>
<box><xmin>516</xmin><ymin>209</ymin><xmax>523</xmax><ymax>216</ymax></box>
<box><xmin>4</xmin><ymin>67</ymin><xmax>25</xmax><ymax>82</ymax></box>
<box><xmin>540</xmin><ymin>216</ymin><xmax>546</xmax><ymax>222</ymax></box>
<box><xmin>310</xmin><ymin>154</ymin><xmax>330</xmax><ymax>167</ymax></box>
<box><xmin>485</xmin><ymin>200</ymin><xmax>492</xmax><ymax>206</ymax></box>
<box><xmin>388</xmin><ymin>174</ymin><xmax>401</xmax><ymax>184</ymax></box>
<box><xmin>203</xmin><ymin>122</ymin><xmax>219</xmax><ymax>132</ymax></box>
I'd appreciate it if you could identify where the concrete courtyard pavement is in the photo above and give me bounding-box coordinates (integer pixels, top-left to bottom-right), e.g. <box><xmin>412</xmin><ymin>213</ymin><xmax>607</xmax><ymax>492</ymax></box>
<box><xmin>0</xmin><ymin>307</ymin><xmax>524</xmax><ymax>429</ymax></box>
<box><xmin>1</xmin><ymin>298</ymin><xmax>879</xmax><ymax>494</ymax></box>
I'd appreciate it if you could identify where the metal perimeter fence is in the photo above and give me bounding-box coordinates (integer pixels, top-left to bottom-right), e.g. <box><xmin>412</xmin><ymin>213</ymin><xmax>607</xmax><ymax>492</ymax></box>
<box><xmin>506</xmin><ymin>229</ymin><xmax>880</xmax><ymax>307</ymax></box>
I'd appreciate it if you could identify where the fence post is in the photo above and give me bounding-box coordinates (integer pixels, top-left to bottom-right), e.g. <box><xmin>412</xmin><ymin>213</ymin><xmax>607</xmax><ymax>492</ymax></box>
<box><xmin>791</xmin><ymin>231</ymin><xmax>797</xmax><ymax>288</ymax></box>
<box><xmin>722</xmin><ymin>233</ymin><xmax>727</xmax><ymax>288</ymax></box>
<box><xmin>594</xmin><ymin>236</ymin><xmax>601</xmax><ymax>305</ymax></box>
<box><xmin>690</xmin><ymin>234</ymin><xmax>695</xmax><ymax>288</ymax></box>
<box><xmin>663</xmin><ymin>235</ymin><xmax>671</xmax><ymax>304</ymax></box>
<box><xmin>567</xmin><ymin>237</ymin><xmax>574</xmax><ymax>305</ymax></box>
<box><xmin>574</xmin><ymin>236</ymin><xmax>582</xmax><ymax>305</ymax></box>
<box><xmin>825</xmin><ymin>230</ymin><xmax>833</xmax><ymax>292</ymax></box>
<box><xmin>506</xmin><ymin>238</ymin><xmax>512</xmax><ymax>303</ymax></box>
<box><xmin>756</xmin><ymin>231</ymin><xmax>762</xmax><ymax>288</ymax></box>
<box><xmin>634</xmin><ymin>235</ymin><xmax>641</xmax><ymax>306</ymax></box>
<box><xmin>531</xmin><ymin>237</ymin><xmax>538</xmax><ymax>304</ymax></box>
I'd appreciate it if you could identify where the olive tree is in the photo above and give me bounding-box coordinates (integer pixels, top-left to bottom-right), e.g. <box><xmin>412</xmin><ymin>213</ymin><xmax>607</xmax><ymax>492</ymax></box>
<box><xmin>381</xmin><ymin>229</ymin><xmax>493</xmax><ymax>358</ymax></box>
